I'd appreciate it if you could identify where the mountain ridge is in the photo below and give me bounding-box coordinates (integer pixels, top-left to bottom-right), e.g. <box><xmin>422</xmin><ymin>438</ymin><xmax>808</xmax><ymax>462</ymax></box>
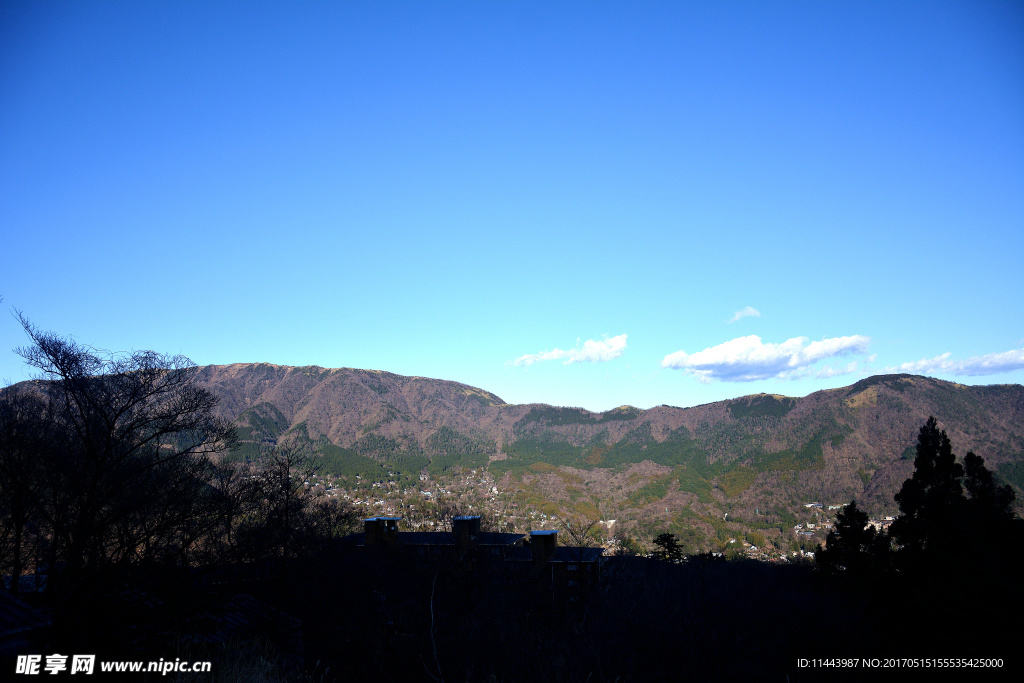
<box><xmin>10</xmin><ymin>362</ymin><xmax>1022</xmax><ymax>548</ymax></box>
<box><xmin>191</xmin><ymin>364</ymin><xmax>1024</xmax><ymax>516</ymax></box>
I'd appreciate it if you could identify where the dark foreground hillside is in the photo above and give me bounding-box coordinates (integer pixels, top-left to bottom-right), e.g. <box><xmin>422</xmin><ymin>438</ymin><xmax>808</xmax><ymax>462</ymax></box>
<box><xmin>7</xmin><ymin>544</ymin><xmax>1021</xmax><ymax>682</ymax></box>
<box><xmin>249</xmin><ymin>552</ymin><xmax>1024</xmax><ymax>682</ymax></box>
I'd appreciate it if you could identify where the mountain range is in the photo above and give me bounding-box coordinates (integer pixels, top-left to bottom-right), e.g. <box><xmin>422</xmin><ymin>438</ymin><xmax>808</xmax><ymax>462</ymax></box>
<box><xmin>196</xmin><ymin>364</ymin><xmax>1024</xmax><ymax>527</ymax></box>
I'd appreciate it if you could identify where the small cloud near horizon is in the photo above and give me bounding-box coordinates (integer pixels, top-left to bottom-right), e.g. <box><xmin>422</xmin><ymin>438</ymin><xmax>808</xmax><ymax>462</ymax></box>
<box><xmin>729</xmin><ymin>306</ymin><xmax>761</xmax><ymax>323</ymax></box>
<box><xmin>815</xmin><ymin>361</ymin><xmax>861</xmax><ymax>379</ymax></box>
<box><xmin>890</xmin><ymin>347</ymin><xmax>1024</xmax><ymax>377</ymax></box>
<box><xmin>661</xmin><ymin>334</ymin><xmax>871</xmax><ymax>383</ymax></box>
<box><xmin>514</xmin><ymin>334</ymin><xmax>627</xmax><ymax>367</ymax></box>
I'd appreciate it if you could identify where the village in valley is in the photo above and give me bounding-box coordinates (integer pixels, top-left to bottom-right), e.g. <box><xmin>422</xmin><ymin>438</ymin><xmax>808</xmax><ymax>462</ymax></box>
<box><xmin>303</xmin><ymin>465</ymin><xmax>894</xmax><ymax>563</ymax></box>
<box><xmin>306</xmin><ymin>467</ymin><xmax>583</xmax><ymax>535</ymax></box>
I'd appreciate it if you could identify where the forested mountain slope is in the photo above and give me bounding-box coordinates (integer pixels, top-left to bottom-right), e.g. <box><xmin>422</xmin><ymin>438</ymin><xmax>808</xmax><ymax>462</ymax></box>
<box><xmin>194</xmin><ymin>365</ymin><xmax>1024</xmax><ymax>521</ymax></box>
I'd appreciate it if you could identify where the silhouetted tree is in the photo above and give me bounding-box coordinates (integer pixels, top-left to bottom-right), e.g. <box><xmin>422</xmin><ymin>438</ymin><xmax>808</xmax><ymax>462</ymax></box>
<box><xmin>613</xmin><ymin>527</ymin><xmax>642</xmax><ymax>556</ymax></box>
<box><xmin>5</xmin><ymin>315</ymin><xmax>236</xmax><ymax>598</ymax></box>
<box><xmin>815</xmin><ymin>500</ymin><xmax>888</xmax><ymax>575</ymax></box>
<box><xmin>960</xmin><ymin>452</ymin><xmax>1024</xmax><ymax>571</ymax></box>
<box><xmin>963</xmin><ymin>452</ymin><xmax>1015</xmax><ymax>524</ymax></box>
<box><xmin>813</xmin><ymin>417</ymin><xmax>1024</xmax><ymax>586</ymax></box>
<box><xmin>0</xmin><ymin>386</ymin><xmax>63</xmax><ymax>593</ymax></box>
<box><xmin>889</xmin><ymin>417</ymin><xmax>966</xmax><ymax>571</ymax></box>
<box><xmin>560</xmin><ymin>518</ymin><xmax>600</xmax><ymax>548</ymax></box>
<box><xmin>235</xmin><ymin>446</ymin><xmax>319</xmax><ymax>567</ymax></box>
<box><xmin>301</xmin><ymin>497</ymin><xmax>358</xmax><ymax>554</ymax></box>
<box><xmin>652</xmin><ymin>532</ymin><xmax>684</xmax><ymax>563</ymax></box>
<box><xmin>842</xmin><ymin>415</ymin><xmax>1024</xmax><ymax>591</ymax></box>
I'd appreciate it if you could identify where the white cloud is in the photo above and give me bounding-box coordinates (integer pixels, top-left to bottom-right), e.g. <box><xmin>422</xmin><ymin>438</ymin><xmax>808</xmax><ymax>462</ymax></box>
<box><xmin>893</xmin><ymin>352</ymin><xmax>953</xmax><ymax>374</ymax></box>
<box><xmin>661</xmin><ymin>334</ymin><xmax>871</xmax><ymax>382</ymax></box>
<box><xmin>815</xmin><ymin>362</ymin><xmax>860</xmax><ymax>379</ymax></box>
<box><xmin>729</xmin><ymin>306</ymin><xmax>761</xmax><ymax>323</ymax></box>
<box><xmin>514</xmin><ymin>334</ymin><xmax>627</xmax><ymax>367</ymax></box>
<box><xmin>893</xmin><ymin>347</ymin><xmax>1024</xmax><ymax>377</ymax></box>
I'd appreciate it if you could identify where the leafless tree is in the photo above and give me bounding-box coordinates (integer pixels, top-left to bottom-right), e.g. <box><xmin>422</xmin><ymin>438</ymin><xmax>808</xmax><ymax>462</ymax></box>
<box><xmin>0</xmin><ymin>386</ymin><xmax>62</xmax><ymax>592</ymax></box>
<box><xmin>3</xmin><ymin>314</ymin><xmax>236</xmax><ymax>596</ymax></box>
<box><xmin>559</xmin><ymin>517</ymin><xmax>599</xmax><ymax>548</ymax></box>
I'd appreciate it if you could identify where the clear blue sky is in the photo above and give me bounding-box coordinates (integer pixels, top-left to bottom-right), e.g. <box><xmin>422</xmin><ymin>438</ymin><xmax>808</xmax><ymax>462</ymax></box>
<box><xmin>2</xmin><ymin>1</ymin><xmax>1022</xmax><ymax>411</ymax></box>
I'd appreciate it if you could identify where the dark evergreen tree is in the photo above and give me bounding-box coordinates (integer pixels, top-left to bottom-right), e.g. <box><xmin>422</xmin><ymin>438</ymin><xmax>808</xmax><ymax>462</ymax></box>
<box><xmin>961</xmin><ymin>451</ymin><xmax>1024</xmax><ymax>574</ymax></box>
<box><xmin>889</xmin><ymin>417</ymin><xmax>966</xmax><ymax>571</ymax></box>
<box><xmin>963</xmin><ymin>452</ymin><xmax>1015</xmax><ymax>522</ymax></box>
<box><xmin>881</xmin><ymin>416</ymin><xmax>1024</xmax><ymax>592</ymax></box>
<box><xmin>816</xmin><ymin>418</ymin><xmax>1023</xmax><ymax>583</ymax></box>
<box><xmin>652</xmin><ymin>532</ymin><xmax>684</xmax><ymax>563</ymax></box>
<box><xmin>815</xmin><ymin>500</ymin><xmax>888</xmax><ymax>575</ymax></box>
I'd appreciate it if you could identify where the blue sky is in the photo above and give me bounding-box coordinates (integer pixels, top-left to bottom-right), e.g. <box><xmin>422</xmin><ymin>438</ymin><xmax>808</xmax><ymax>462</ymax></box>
<box><xmin>2</xmin><ymin>1</ymin><xmax>1022</xmax><ymax>411</ymax></box>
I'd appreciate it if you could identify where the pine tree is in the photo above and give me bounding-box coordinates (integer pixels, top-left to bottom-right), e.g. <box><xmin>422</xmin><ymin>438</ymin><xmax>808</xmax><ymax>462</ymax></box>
<box><xmin>889</xmin><ymin>416</ymin><xmax>1023</xmax><ymax>578</ymax></box>
<box><xmin>652</xmin><ymin>532</ymin><xmax>684</xmax><ymax>563</ymax></box>
<box><xmin>815</xmin><ymin>500</ymin><xmax>886</xmax><ymax>575</ymax></box>
<box><xmin>889</xmin><ymin>417</ymin><xmax>966</xmax><ymax>570</ymax></box>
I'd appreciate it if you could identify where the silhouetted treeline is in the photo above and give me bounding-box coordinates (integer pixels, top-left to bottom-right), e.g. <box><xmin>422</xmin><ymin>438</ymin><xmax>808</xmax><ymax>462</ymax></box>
<box><xmin>0</xmin><ymin>319</ymin><xmax>356</xmax><ymax>661</ymax></box>
<box><xmin>815</xmin><ymin>417</ymin><xmax>1024</xmax><ymax>666</ymax></box>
